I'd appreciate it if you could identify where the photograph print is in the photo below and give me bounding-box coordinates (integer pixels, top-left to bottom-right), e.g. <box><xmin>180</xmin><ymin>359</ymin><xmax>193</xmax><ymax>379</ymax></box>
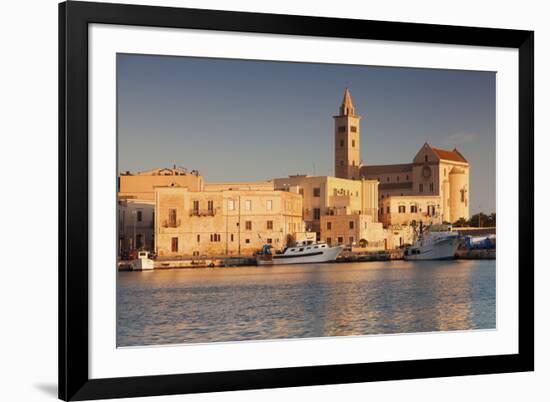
<box><xmin>116</xmin><ymin>54</ymin><xmax>496</xmax><ymax>347</ymax></box>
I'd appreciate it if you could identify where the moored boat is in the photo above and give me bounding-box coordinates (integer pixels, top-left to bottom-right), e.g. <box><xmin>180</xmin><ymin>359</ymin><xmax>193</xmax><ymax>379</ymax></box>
<box><xmin>256</xmin><ymin>240</ymin><xmax>343</xmax><ymax>265</ymax></box>
<box><xmin>130</xmin><ymin>251</ymin><xmax>155</xmax><ymax>271</ymax></box>
<box><xmin>404</xmin><ymin>223</ymin><xmax>460</xmax><ymax>261</ymax></box>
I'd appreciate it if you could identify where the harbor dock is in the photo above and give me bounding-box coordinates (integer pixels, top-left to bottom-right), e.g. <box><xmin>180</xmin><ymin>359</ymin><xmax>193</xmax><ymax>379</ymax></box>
<box><xmin>118</xmin><ymin>247</ymin><xmax>495</xmax><ymax>271</ymax></box>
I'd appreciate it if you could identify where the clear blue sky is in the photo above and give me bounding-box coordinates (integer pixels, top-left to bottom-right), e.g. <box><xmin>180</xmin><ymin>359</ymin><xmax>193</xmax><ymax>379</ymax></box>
<box><xmin>117</xmin><ymin>54</ymin><xmax>496</xmax><ymax>214</ymax></box>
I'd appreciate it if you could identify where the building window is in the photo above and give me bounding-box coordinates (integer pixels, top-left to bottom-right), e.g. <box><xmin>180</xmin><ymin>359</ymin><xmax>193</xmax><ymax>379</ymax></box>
<box><xmin>168</xmin><ymin>208</ymin><xmax>177</xmax><ymax>226</ymax></box>
<box><xmin>192</xmin><ymin>251</ymin><xmax>200</xmax><ymax>256</ymax></box>
<box><xmin>352</xmin><ymin>140</ymin><xmax>355</xmax><ymax>147</ymax></box>
<box><xmin>267</xmin><ymin>238</ymin><xmax>273</xmax><ymax>244</ymax></box>
<box><xmin>327</xmin><ymin>222</ymin><xmax>332</xmax><ymax>230</ymax></box>
<box><xmin>210</xmin><ymin>234</ymin><xmax>221</xmax><ymax>242</ymax></box>
<box><xmin>349</xmin><ymin>221</ymin><xmax>354</xmax><ymax>229</ymax></box>
<box><xmin>230</xmin><ymin>234</ymin><xmax>234</xmax><ymax>242</ymax></box>
<box><xmin>313</xmin><ymin>187</ymin><xmax>321</xmax><ymax>197</ymax></box>
<box><xmin>349</xmin><ymin>236</ymin><xmax>354</xmax><ymax>245</ymax></box>
<box><xmin>192</xmin><ymin>200</ymin><xmax>199</xmax><ymax>213</ymax></box>
<box><xmin>266</xmin><ymin>199</ymin><xmax>272</xmax><ymax>211</ymax></box>
<box><xmin>207</xmin><ymin>200</ymin><xmax>214</xmax><ymax>212</ymax></box>
<box><xmin>326</xmin><ymin>237</ymin><xmax>332</xmax><ymax>245</ymax></box>
<box><xmin>338</xmin><ymin>126</ymin><xmax>346</xmax><ymax>133</ymax></box>
<box><xmin>340</xmin><ymin>140</ymin><xmax>344</xmax><ymax>147</ymax></box>
<box><xmin>387</xmin><ymin>206</ymin><xmax>390</xmax><ymax>214</ymax></box>
<box><xmin>227</xmin><ymin>199</ymin><xmax>235</xmax><ymax>211</ymax></box>
<box><xmin>419</xmin><ymin>183</ymin><xmax>424</xmax><ymax>192</ymax></box>
<box><xmin>429</xmin><ymin>183</ymin><xmax>434</xmax><ymax>192</ymax></box>
<box><xmin>427</xmin><ymin>205</ymin><xmax>436</xmax><ymax>216</ymax></box>
<box><xmin>350</xmin><ymin>126</ymin><xmax>357</xmax><ymax>133</ymax></box>
<box><xmin>425</xmin><ymin>155</ymin><xmax>428</xmax><ymax>162</ymax></box>
<box><xmin>136</xmin><ymin>210</ymin><xmax>142</xmax><ymax>222</ymax></box>
<box><xmin>245</xmin><ymin>221</ymin><xmax>252</xmax><ymax>230</ymax></box>
<box><xmin>171</xmin><ymin>237</ymin><xmax>178</xmax><ymax>252</ymax></box>
<box><xmin>197</xmin><ymin>234</ymin><xmax>200</xmax><ymax>243</ymax></box>
<box><xmin>410</xmin><ymin>204</ymin><xmax>418</xmax><ymax>213</ymax></box>
<box><xmin>267</xmin><ymin>220</ymin><xmax>273</xmax><ymax>230</ymax></box>
<box><xmin>337</xmin><ymin>237</ymin><xmax>344</xmax><ymax>244</ymax></box>
<box><xmin>313</xmin><ymin>208</ymin><xmax>321</xmax><ymax>220</ymax></box>
<box><xmin>245</xmin><ymin>238</ymin><xmax>250</xmax><ymax>244</ymax></box>
<box><xmin>461</xmin><ymin>189</ymin><xmax>466</xmax><ymax>202</ymax></box>
<box><xmin>245</xmin><ymin>200</ymin><xmax>251</xmax><ymax>211</ymax></box>
<box><xmin>398</xmin><ymin>205</ymin><xmax>406</xmax><ymax>213</ymax></box>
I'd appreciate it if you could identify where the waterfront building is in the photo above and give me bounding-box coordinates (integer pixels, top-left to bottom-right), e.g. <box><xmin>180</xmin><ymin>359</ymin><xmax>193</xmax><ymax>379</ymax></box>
<box><xmin>154</xmin><ymin>186</ymin><xmax>305</xmax><ymax>257</ymax></box>
<box><xmin>118</xmin><ymin>167</ymin><xmax>204</xmax><ymax>201</ymax></box>
<box><xmin>361</xmin><ymin>144</ymin><xmax>470</xmax><ymax>225</ymax></box>
<box><xmin>333</xmin><ymin>88</ymin><xmax>470</xmax><ymax>225</ymax></box>
<box><xmin>272</xmin><ymin>175</ymin><xmax>379</xmax><ymax>236</ymax></box>
<box><xmin>117</xmin><ymin>167</ymin><xmax>204</xmax><ymax>256</ymax></box>
<box><xmin>378</xmin><ymin>194</ymin><xmax>442</xmax><ymax>226</ymax></box>
<box><xmin>118</xmin><ymin>199</ymin><xmax>155</xmax><ymax>256</ymax></box>
<box><xmin>320</xmin><ymin>214</ymin><xmax>386</xmax><ymax>250</ymax></box>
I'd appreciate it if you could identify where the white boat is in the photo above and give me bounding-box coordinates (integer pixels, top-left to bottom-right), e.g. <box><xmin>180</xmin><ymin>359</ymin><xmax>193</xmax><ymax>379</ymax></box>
<box><xmin>404</xmin><ymin>224</ymin><xmax>460</xmax><ymax>261</ymax></box>
<box><xmin>131</xmin><ymin>251</ymin><xmax>155</xmax><ymax>271</ymax></box>
<box><xmin>256</xmin><ymin>240</ymin><xmax>343</xmax><ymax>265</ymax></box>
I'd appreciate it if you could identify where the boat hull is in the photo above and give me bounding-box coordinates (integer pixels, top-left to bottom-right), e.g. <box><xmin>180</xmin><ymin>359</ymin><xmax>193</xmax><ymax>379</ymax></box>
<box><xmin>131</xmin><ymin>259</ymin><xmax>155</xmax><ymax>270</ymax></box>
<box><xmin>404</xmin><ymin>236</ymin><xmax>460</xmax><ymax>261</ymax></box>
<box><xmin>257</xmin><ymin>246</ymin><xmax>343</xmax><ymax>266</ymax></box>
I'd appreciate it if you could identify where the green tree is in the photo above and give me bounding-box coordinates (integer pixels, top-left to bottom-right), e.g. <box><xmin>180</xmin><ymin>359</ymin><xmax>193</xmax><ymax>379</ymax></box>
<box><xmin>453</xmin><ymin>218</ymin><xmax>468</xmax><ymax>227</ymax></box>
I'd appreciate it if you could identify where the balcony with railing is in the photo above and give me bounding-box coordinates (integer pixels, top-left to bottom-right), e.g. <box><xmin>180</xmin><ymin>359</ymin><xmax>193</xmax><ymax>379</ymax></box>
<box><xmin>162</xmin><ymin>219</ymin><xmax>181</xmax><ymax>228</ymax></box>
<box><xmin>189</xmin><ymin>209</ymin><xmax>216</xmax><ymax>217</ymax></box>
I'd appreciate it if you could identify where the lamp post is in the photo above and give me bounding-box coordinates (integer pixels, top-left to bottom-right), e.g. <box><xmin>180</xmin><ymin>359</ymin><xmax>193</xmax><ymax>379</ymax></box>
<box><xmin>131</xmin><ymin>209</ymin><xmax>137</xmax><ymax>252</ymax></box>
<box><xmin>225</xmin><ymin>198</ymin><xmax>231</xmax><ymax>256</ymax></box>
<box><xmin>478</xmin><ymin>205</ymin><xmax>482</xmax><ymax>228</ymax></box>
<box><xmin>237</xmin><ymin>195</ymin><xmax>241</xmax><ymax>256</ymax></box>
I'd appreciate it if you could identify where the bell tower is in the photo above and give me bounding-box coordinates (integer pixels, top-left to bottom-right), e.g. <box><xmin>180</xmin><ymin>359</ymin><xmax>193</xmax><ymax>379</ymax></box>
<box><xmin>334</xmin><ymin>88</ymin><xmax>361</xmax><ymax>179</ymax></box>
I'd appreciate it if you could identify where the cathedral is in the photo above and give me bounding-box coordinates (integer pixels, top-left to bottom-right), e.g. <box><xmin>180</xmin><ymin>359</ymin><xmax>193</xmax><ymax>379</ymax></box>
<box><xmin>334</xmin><ymin>89</ymin><xmax>470</xmax><ymax>225</ymax></box>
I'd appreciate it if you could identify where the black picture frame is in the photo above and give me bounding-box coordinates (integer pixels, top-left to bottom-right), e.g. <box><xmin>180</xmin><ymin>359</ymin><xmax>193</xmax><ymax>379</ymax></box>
<box><xmin>59</xmin><ymin>1</ymin><xmax>534</xmax><ymax>400</ymax></box>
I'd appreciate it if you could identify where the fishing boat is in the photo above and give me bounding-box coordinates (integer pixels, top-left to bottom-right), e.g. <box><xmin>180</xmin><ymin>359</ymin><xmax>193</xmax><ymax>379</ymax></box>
<box><xmin>256</xmin><ymin>240</ymin><xmax>343</xmax><ymax>265</ymax></box>
<box><xmin>130</xmin><ymin>250</ymin><xmax>155</xmax><ymax>271</ymax></box>
<box><xmin>404</xmin><ymin>223</ymin><xmax>460</xmax><ymax>261</ymax></box>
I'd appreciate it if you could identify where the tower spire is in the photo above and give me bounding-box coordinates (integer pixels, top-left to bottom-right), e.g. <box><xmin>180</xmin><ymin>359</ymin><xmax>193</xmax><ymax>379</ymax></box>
<box><xmin>334</xmin><ymin>88</ymin><xmax>361</xmax><ymax>179</ymax></box>
<box><xmin>339</xmin><ymin>88</ymin><xmax>355</xmax><ymax>116</ymax></box>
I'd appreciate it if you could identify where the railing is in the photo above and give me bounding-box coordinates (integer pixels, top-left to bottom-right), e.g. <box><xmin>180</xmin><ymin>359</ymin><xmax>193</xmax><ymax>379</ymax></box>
<box><xmin>162</xmin><ymin>219</ymin><xmax>181</xmax><ymax>228</ymax></box>
<box><xmin>189</xmin><ymin>209</ymin><xmax>216</xmax><ymax>217</ymax></box>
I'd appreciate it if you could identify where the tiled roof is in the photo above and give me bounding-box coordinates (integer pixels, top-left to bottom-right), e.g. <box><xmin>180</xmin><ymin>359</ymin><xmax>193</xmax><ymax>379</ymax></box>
<box><xmin>431</xmin><ymin>147</ymin><xmax>468</xmax><ymax>163</ymax></box>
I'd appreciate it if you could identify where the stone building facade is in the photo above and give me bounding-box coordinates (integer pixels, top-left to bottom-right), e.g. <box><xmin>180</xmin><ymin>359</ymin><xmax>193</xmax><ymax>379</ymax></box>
<box><xmin>118</xmin><ymin>167</ymin><xmax>204</xmax><ymax>201</ymax></box>
<box><xmin>154</xmin><ymin>187</ymin><xmax>305</xmax><ymax>257</ymax></box>
<box><xmin>117</xmin><ymin>167</ymin><xmax>204</xmax><ymax>257</ymax></box>
<box><xmin>319</xmin><ymin>214</ymin><xmax>386</xmax><ymax>250</ymax></box>
<box><xmin>334</xmin><ymin>88</ymin><xmax>361</xmax><ymax>180</ymax></box>
<box><xmin>361</xmin><ymin>144</ymin><xmax>470</xmax><ymax>225</ymax></box>
<box><xmin>273</xmin><ymin>175</ymin><xmax>379</xmax><ymax>233</ymax></box>
<box><xmin>332</xmin><ymin>89</ymin><xmax>470</xmax><ymax>226</ymax></box>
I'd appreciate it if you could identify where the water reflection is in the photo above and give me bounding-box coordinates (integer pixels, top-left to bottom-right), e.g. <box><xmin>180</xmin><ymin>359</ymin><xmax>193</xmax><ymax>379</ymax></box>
<box><xmin>117</xmin><ymin>260</ymin><xmax>495</xmax><ymax>347</ymax></box>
